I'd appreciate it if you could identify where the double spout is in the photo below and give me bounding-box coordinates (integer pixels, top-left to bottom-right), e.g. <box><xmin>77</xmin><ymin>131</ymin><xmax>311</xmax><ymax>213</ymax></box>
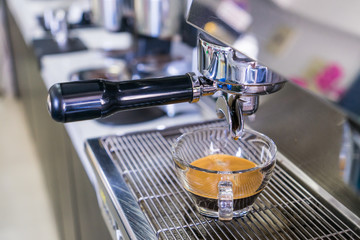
<box><xmin>47</xmin><ymin>33</ymin><xmax>286</xmax><ymax>138</ymax></box>
<box><xmin>215</xmin><ymin>94</ymin><xmax>259</xmax><ymax>139</ymax></box>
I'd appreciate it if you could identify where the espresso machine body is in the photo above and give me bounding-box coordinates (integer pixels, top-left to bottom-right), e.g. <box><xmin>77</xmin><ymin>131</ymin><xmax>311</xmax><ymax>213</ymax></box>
<box><xmin>47</xmin><ymin>0</ymin><xmax>360</xmax><ymax>239</ymax></box>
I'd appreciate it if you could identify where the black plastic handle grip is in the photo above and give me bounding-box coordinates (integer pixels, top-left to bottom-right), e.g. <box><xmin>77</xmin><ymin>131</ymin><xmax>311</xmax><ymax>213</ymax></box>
<box><xmin>47</xmin><ymin>74</ymin><xmax>194</xmax><ymax>122</ymax></box>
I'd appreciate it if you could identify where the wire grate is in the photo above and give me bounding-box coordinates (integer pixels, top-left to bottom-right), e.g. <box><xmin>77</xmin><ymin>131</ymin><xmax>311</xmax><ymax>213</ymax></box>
<box><xmin>102</xmin><ymin>126</ymin><xmax>360</xmax><ymax>240</ymax></box>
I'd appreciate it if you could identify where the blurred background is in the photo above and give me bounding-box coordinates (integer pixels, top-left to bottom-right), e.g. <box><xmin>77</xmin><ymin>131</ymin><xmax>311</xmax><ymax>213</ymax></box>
<box><xmin>0</xmin><ymin>0</ymin><xmax>359</xmax><ymax>239</ymax></box>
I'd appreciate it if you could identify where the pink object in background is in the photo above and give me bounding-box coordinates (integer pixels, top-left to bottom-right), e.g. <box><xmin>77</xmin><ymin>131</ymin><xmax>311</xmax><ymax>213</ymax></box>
<box><xmin>290</xmin><ymin>62</ymin><xmax>345</xmax><ymax>101</ymax></box>
<box><xmin>315</xmin><ymin>63</ymin><xmax>344</xmax><ymax>100</ymax></box>
<box><xmin>316</xmin><ymin>64</ymin><xmax>343</xmax><ymax>92</ymax></box>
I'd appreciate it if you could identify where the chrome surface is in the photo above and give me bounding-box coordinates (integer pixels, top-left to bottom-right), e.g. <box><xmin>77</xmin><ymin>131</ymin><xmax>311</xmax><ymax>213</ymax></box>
<box><xmin>103</xmin><ymin>0</ymin><xmax>123</xmax><ymax>32</ymax></box>
<box><xmin>198</xmin><ymin>34</ymin><xmax>286</xmax><ymax>95</ymax></box>
<box><xmin>189</xmin><ymin>73</ymin><xmax>201</xmax><ymax>103</ymax></box>
<box><xmin>239</xmin><ymin>95</ymin><xmax>259</xmax><ymax>115</ymax></box>
<box><xmin>86</xmin><ymin>137</ymin><xmax>157</xmax><ymax>240</ymax></box>
<box><xmin>45</xmin><ymin>8</ymin><xmax>69</xmax><ymax>48</ymax></box>
<box><xmin>90</xmin><ymin>0</ymin><xmax>124</xmax><ymax>32</ymax></box>
<box><xmin>197</xmin><ymin>33</ymin><xmax>285</xmax><ymax>138</ymax></box>
<box><xmin>134</xmin><ymin>0</ymin><xmax>184</xmax><ymax>38</ymax></box>
<box><xmin>189</xmin><ymin>73</ymin><xmax>217</xmax><ymax>104</ymax></box>
<box><xmin>90</xmin><ymin>0</ymin><xmax>185</xmax><ymax>35</ymax></box>
<box><xmin>216</xmin><ymin>95</ymin><xmax>244</xmax><ymax>138</ymax></box>
<box><xmin>188</xmin><ymin>0</ymin><xmax>360</xmax><ymax>84</ymax></box>
<box><xmin>216</xmin><ymin>93</ymin><xmax>260</xmax><ymax>138</ymax></box>
<box><xmin>85</xmin><ymin>120</ymin><xmax>360</xmax><ymax>239</ymax></box>
<box><xmin>198</xmin><ymin>33</ymin><xmax>286</xmax><ymax>95</ymax></box>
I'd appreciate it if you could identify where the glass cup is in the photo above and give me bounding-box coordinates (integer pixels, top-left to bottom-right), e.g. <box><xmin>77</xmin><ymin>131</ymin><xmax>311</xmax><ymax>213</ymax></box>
<box><xmin>172</xmin><ymin>127</ymin><xmax>277</xmax><ymax>221</ymax></box>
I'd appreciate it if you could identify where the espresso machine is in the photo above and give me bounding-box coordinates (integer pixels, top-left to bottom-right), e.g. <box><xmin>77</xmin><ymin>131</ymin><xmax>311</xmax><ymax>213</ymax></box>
<box><xmin>47</xmin><ymin>0</ymin><xmax>360</xmax><ymax>239</ymax></box>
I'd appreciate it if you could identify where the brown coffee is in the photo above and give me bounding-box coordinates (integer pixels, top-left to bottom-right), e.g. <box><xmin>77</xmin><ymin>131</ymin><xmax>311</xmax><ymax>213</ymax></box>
<box><xmin>185</xmin><ymin>154</ymin><xmax>263</xmax><ymax>212</ymax></box>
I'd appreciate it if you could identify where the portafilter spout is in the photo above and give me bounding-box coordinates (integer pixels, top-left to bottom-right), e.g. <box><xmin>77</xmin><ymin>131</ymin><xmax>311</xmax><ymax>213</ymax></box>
<box><xmin>47</xmin><ymin>33</ymin><xmax>286</xmax><ymax>138</ymax></box>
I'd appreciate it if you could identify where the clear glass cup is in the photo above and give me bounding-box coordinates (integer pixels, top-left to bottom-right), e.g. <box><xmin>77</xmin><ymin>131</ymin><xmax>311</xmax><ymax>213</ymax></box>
<box><xmin>172</xmin><ymin>127</ymin><xmax>277</xmax><ymax>221</ymax></box>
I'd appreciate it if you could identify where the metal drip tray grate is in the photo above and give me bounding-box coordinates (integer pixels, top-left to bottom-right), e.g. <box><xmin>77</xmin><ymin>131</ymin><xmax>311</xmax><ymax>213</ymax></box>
<box><xmin>100</xmin><ymin>125</ymin><xmax>360</xmax><ymax>240</ymax></box>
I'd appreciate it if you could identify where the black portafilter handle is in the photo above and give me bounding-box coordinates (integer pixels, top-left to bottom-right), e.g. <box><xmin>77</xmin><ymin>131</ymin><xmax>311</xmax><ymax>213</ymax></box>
<box><xmin>47</xmin><ymin>74</ymin><xmax>195</xmax><ymax>123</ymax></box>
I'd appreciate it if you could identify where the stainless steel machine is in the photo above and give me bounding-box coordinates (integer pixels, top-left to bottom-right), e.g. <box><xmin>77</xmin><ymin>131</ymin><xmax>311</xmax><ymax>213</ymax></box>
<box><xmin>47</xmin><ymin>0</ymin><xmax>360</xmax><ymax>239</ymax></box>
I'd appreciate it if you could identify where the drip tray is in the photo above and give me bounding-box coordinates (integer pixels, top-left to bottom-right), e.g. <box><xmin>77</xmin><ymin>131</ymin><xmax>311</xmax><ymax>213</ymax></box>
<box><xmin>85</xmin><ymin>121</ymin><xmax>360</xmax><ymax>239</ymax></box>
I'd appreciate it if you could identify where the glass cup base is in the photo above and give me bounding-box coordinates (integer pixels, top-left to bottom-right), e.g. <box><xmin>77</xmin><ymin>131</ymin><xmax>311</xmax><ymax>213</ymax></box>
<box><xmin>195</xmin><ymin>205</ymin><xmax>253</xmax><ymax>219</ymax></box>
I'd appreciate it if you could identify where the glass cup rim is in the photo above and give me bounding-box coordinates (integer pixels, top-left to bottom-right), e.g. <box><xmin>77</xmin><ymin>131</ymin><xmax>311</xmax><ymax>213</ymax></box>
<box><xmin>172</xmin><ymin>127</ymin><xmax>277</xmax><ymax>174</ymax></box>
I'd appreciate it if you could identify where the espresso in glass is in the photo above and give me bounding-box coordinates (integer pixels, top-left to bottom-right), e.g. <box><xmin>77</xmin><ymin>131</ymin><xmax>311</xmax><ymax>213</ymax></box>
<box><xmin>172</xmin><ymin>127</ymin><xmax>277</xmax><ymax>220</ymax></box>
<box><xmin>184</xmin><ymin>154</ymin><xmax>263</xmax><ymax>212</ymax></box>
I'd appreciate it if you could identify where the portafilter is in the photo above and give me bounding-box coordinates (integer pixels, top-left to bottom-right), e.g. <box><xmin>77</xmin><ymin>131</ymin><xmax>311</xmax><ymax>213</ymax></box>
<box><xmin>47</xmin><ymin>33</ymin><xmax>286</xmax><ymax>138</ymax></box>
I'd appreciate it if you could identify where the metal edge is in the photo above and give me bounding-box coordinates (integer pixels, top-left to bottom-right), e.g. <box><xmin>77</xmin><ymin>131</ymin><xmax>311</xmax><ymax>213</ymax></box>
<box><xmin>85</xmin><ymin>138</ymin><xmax>157</xmax><ymax>240</ymax></box>
<box><xmin>276</xmin><ymin>151</ymin><xmax>360</xmax><ymax>228</ymax></box>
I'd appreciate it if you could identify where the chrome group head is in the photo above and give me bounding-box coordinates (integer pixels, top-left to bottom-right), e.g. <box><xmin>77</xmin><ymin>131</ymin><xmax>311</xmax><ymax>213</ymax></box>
<box><xmin>196</xmin><ymin>33</ymin><xmax>286</xmax><ymax>138</ymax></box>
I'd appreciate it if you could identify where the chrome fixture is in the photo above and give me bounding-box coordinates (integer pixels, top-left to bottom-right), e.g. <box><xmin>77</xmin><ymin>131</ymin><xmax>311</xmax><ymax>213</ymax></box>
<box><xmin>90</xmin><ymin>0</ymin><xmax>185</xmax><ymax>38</ymax></box>
<box><xmin>134</xmin><ymin>0</ymin><xmax>184</xmax><ymax>38</ymax></box>
<box><xmin>44</xmin><ymin>8</ymin><xmax>69</xmax><ymax>48</ymax></box>
<box><xmin>197</xmin><ymin>33</ymin><xmax>285</xmax><ymax>137</ymax></box>
<box><xmin>91</xmin><ymin>0</ymin><xmax>124</xmax><ymax>32</ymax></box>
